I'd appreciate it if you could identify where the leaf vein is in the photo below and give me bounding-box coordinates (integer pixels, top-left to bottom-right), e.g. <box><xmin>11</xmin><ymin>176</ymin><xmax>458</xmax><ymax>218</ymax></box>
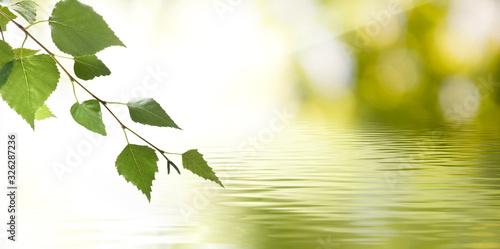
<box><xmin>49</xmin><ymin>20</ymin><xmax>119</xmax><ymax>42</ymax></box>
<box><xmin>128</xmin><ymin>146</ymin><xmax>147</xmax><ymax>191</ymax></box>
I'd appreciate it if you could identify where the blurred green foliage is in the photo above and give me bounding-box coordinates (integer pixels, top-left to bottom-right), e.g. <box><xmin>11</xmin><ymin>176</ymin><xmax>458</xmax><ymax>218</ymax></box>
<box><xmin>293</xmin><ymin>1</ymin><xmax>500</xmax><ymax>124</ymax></box>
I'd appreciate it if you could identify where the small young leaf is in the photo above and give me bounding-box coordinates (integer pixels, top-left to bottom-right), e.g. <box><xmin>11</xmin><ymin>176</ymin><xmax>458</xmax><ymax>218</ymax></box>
<box><xmin>0</xmin><ymin>5</ymin><xmax>17</xmax><ymax>31</ymax></box>
<box><xmin>35</xmin><ymin>104</ymin><xmax>56</xmax><ymax>121</ymax></box>
<box><xmin>167</xmin><ymin>160</ymin><xmax>180</xmax><ymax>175</ymax></box>
<box><xmin>9</xmin><ymin>0</ymin><xmax>37</xmax><ymax>23</ymax></box>
<box><xmin>13</xmin><ymin>48</ymin><xmax>39</xmax><ymax>59</ymax></box>
<box><xmin>70</xmin><ymin>100</ymin><xmax>107</xmax><ymax>136</ymax></box>
<box><xmin>74</xmin><ymin>55</ymin><xmax>111</xmax><ymax>80</ymax></box>
<box><xmin>115</xmin><ymin>144</ymin><xmax>159</xmax><ymax>202</ymax></box>
<box><xmin>127</xmin><ymin>98</ymin><xmax>180</xmax><ymax>129</ymax></box>
<box><xmin>0</xmin><ymin>54</ymin><xmax>60</xmax><ymax>129</ymax></box>
<box><xmin>49</xmin><ymin>0</ymin><xmax>125</xmax><ymax>56</ymax></box>
<box><xmin>182</xmin><ymin>149</ymin><xmax>224</xmax><ymax>188</ymax></box>
<box><xmin>0</xmin><ymin>40</ymin><xmax>14</xmax><ymax>67</ymax></box>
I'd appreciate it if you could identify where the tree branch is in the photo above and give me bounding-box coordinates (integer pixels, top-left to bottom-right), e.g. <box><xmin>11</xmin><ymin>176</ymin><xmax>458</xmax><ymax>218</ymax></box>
<box><xmin>0</xmin><ymin>9</ymin><xmax>180</xmax><ymax>174</ymax></box>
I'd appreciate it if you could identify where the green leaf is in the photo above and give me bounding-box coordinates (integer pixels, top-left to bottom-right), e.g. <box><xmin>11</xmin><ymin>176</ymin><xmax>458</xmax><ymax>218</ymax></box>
<box><xmin>182</xmin><ymin>149</ymin><xmax>224</xmax><ymax>188</ymax></box>
<box><xmin>0</xmin><ymin>40</ymin><xmax>14</xmax><ymax>67</ymax></box>
<box><xmin>0</xmin><ymin>54</ymin><xmax>60</xmax><ymax>129</ymax></box>
<box><xmin>70</xmin><ymin>100</ymin><xmax>107</xmax><ymax>136</ymax></box>
<box><xmin>13</xmin><ymin>48</ymin><xmax>39</xmax><ymax>59</ymax></box>
<box><xmin>0</xmin><ymin>41</ymin><xmax>14</xmax><ymax>89</ymax></box>
<box><xmin>9</xmin><ymin>0</ymin><xmax>37</xmax><ymax>23</ymax></box>
<box><xmin>127</xmin><ymin>98</ymin><xmax>180</xmax><ymax>129</ymax></box>
<box><xmin>115</xmin><ymin>144</ymin><xmax>159</xmax><ymax>202</ymax></box>
<box><xmin>74</xmin><ymin>55</ymin><xmax>111</xmax><ymax>80</ymax></box>
<box><xmin>0</xmin><ymin>5</ymin><xmax>17</xmax><ymax>31</ymax></box>
<box><xmin>49</xmin><ymin>0</ymin><xmax>125</xmax><ymax>56</ymax></box>
<box><xmin>35</xmin><ymin>104</ymin><xmax>56</xmax><ymax>120</ymax></box>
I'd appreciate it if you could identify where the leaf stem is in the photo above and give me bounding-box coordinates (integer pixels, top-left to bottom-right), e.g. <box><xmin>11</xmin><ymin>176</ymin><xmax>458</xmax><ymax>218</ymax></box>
<box><xmin>163</xmin><ymin>152</ymin><xmax>182</xmax><ymax>155</ymax></box>
<box><xmin>70</xmin><ymin>79</ymin><xmax>79</xmax><ymax>103</ymax></box>
<box><xmin>122</xmin><ymin>127</ymin><xmax>130</xmax><ymax>144</ymax></box>
<box><xmin>124</xmin><ymin>127</ymin><xmax>166</xmax><ymax>154</ymax></box>
<box><xmin>20</xmin><ymin>34</ymin><xmax>28</xmax><ymax>57</ymax></box>
<box><xmin>0</xmin><ymin>9</ymin><xmax>182</xmax><ymax>175</ymax></box>
<box><xmin>106</xmin><ymin>101</ymin><xmax>127</xmax><ymax>105</ymax></box>
<box><xmin>54</xmin><ymin>54</ymin><xmax>74</xmax><ymax>60</ymax></box>
<box><xmin>24</xmin><ymin>20</ymin><xmax>50</xmax><ymax>30</ymax></box>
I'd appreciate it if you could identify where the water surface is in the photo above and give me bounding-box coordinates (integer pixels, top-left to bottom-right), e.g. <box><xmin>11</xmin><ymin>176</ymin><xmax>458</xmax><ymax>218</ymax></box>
<box><xmin>17</xmin><ymin>114</ymin><xmax>500</xmax><ymax>249</ymax></box>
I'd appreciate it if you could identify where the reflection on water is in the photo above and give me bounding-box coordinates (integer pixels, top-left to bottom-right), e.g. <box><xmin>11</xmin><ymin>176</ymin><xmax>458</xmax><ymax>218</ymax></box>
<box><xmin>197</xmin><ymin>116</ymin><xmax>500</xmax><ymax>249</ymax></box>
<box><xmin>18</xmin><ymin>113</ymin><xmax>500</xmax><ymax>249</ymax></box>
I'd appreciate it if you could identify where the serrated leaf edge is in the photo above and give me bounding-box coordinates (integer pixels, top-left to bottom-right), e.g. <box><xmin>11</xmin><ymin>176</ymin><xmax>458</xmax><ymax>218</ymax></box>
<box><xmin>183</xmin><ymin>149</ymin><xmax>224</xmax><ymax>188</ymax></box>
<box><xmin>128</xmin><ymin>99</ymin><xmax>181</xmax><ymax>129</ymax></box>
<box><xmin>74</xmin><ymin>55</ymin><xmax>111</xmax><ymax>80</ymax></box>
<box><xmin>115</xmin><ymin>145</ymin><xmax>158</xmax><ymax>202</ymax></box>
<box><xmin>71</xmin><ymin>100</ymin><xmax>107</xmax><ymax>136</ymax></box>
<box><xmin>0</xmin><ymin>54</ymin><xmax>60</xmax><ymax>129</ymax></box>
